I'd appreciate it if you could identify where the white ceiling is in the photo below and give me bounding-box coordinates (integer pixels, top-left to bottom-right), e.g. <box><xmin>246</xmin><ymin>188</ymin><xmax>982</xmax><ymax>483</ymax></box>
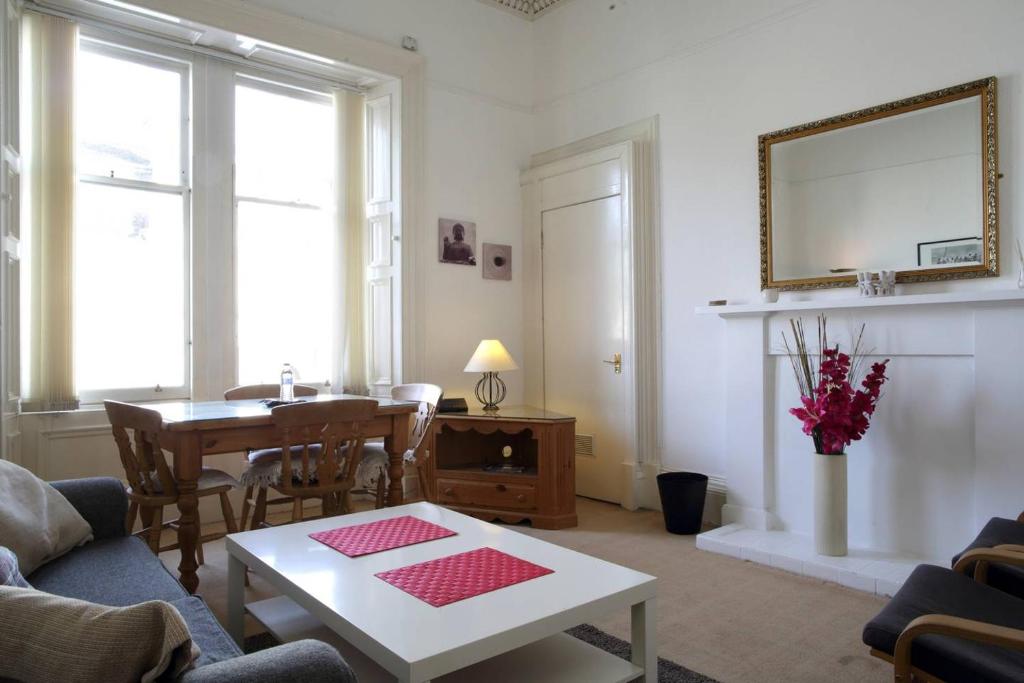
<box><xmin>476</xmin><ymin>0</ymin><xmax>572</xmax><ymax>21</ymax></box>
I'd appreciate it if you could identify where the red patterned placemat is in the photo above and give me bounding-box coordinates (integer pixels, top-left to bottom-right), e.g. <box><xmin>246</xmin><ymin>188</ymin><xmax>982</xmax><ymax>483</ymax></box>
<box><xmin>309</xmin><ymin>516</ymin><xmax>456</xmax><ymax>557</ymax></box>
<box><xmin>375</xmin><ymin>547</ymin><xmax>554</xmax><ymax>607</ymax></box>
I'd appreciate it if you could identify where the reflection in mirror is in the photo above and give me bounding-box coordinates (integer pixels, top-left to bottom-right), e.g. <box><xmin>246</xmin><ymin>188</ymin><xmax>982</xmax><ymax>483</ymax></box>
<box><xmin>760</xmin><ymin>78</ymin><xmax>997</xmax><ymax>290</ymax></box>
<box><xmin>771</xmin><ymin>98</ymin><xmax>981</xmax><ymax>280</ymax></box>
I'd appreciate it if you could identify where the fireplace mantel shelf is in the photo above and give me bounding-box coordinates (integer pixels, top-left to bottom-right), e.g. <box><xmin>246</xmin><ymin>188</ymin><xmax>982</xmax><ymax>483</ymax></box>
<box><xmin>695</xmin><ymin>288</ymin><xmax>1024</xmax><ymax>318</ymax></box>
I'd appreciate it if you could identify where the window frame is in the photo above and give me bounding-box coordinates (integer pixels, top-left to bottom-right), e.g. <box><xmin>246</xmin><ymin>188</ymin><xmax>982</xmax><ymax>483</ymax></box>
<box><xmin>74</xmin><ymin>32</ymin><xmax>193</xmax><ymax>404</ymax></box>
<box><xmin>231</xmin><ymin>71</ymin><xmax>338</xmax><ymax>391</ymax></box>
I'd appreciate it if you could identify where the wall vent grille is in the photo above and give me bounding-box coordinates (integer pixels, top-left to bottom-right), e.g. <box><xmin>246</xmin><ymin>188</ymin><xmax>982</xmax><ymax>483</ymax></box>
<box><xmin>575</xmin><ymin>433</ymin><xmax>594</xmax><ymax>457</ymax></box>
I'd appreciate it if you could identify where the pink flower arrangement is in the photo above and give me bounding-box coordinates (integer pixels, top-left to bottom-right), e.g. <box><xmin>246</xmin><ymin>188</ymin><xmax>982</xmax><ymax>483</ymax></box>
<box><xmin>783</xmin><ymin>317</ymin><xmax>889</xmax><ymax>455</ymax></box>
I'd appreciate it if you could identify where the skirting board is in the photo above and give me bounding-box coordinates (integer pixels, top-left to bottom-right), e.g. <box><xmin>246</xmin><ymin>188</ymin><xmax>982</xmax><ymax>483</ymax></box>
<box><xmin>611</xmin><ymin>462</ymin><xmax>726</xmax><ymax>528</ymax></box>
<box><xmin>721</xmin><ymin>503</ymin><xmax>778</xmax><ymax>531</ymax></box>
<box><xmin>647</xmin><ymin>467</ymin><xmax>726</xmax><ymax>528</ymax></box>
<box><xmin>697</xmin><ymin>524</ymin><xmax>929</xmax><ymax>596</ymax></box>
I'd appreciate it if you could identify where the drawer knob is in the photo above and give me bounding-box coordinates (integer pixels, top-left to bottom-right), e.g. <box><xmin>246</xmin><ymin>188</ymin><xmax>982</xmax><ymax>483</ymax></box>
<box><xmin>495</xmin><ymin>484</ymin><xmax>507</xmax><ymax>492</ymax></box>
<box><xmin>442</xmin><ymin>487</ymin><xmax>454</xmax><ymax>497</ymax></box>
<box><xmin>515</xmin><ymin>494</ymin><xmax>526</xmax><ymax>503</ymax></box>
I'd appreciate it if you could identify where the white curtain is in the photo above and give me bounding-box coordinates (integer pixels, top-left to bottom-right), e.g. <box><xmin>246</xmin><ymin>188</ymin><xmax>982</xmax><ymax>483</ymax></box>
<box><xmin>22</xmin><ymin>13</ymin><xmax>78</xmax><ymax>411</ymax></box>
<box><xmin>337</xmin><ymin>90</ymin><xmax>367</xmax><ymax>395</ymax></box>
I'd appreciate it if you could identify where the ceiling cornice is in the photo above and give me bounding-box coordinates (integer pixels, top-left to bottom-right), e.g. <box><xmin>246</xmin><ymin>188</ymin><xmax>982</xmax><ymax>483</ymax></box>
<box><xmin>476</xmin><ymin>0</ymin><xmax>570</xmax><ymax>21</ymax></box>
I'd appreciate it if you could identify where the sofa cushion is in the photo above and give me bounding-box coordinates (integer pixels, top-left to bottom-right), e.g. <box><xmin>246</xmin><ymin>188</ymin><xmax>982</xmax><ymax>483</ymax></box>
<box><xmin>169</xmin><ymin>596</ymin><xmax>243</xmax><ymax>667</ymax></box>
<box><xmin>863</xmin><ymin>564</ymin><xmax>1024</xmax><ymax>683</ymax></box>
<box><xmin>0</xmin><ymin>547</ymin><xmax>29</xmax><ymax>588</ymax></box>
<box><xmin>28</xmin><ymin>535</ymin><xmax>187</xmax><ymax>605</ymax></box>
<box><xmin>180</xmin><ymin>639</ymin><xmax>356</xmax><ymax>683</ymax></box>
<box><xmin>0</xmin><ymin>460</ymin><xmax>93</xmax><ymax>574</ymax></box>
<box><xmin>953</xmin><ymin>517</ymin><xmax>1024</xmax><ymax>600</ymax></box>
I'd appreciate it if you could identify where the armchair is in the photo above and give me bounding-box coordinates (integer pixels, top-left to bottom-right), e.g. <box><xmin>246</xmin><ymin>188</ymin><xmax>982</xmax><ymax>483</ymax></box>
<box><xmin>864</xmin><ymin>548</ymin><xmax>1024</xmax><ymax>682</ymax></box>
<box><xmin>953</xmin><ymin>515</ymin><xmax>1024</xmax><ymax>600</ymax></box>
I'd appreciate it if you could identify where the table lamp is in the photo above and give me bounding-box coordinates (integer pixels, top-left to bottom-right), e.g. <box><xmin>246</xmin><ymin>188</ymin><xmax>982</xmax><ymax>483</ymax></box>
<box><xmin>464</xmin><ymin>339</ymin><xmax>518</xmax><ymax>412</ymax></box>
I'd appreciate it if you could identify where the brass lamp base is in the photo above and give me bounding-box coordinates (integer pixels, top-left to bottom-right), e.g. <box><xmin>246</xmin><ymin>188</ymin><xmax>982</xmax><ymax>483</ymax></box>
<box><xmin>474</xmin><ymin>371</ymin><xmax>507</xmax><ymax>411</ymax></box>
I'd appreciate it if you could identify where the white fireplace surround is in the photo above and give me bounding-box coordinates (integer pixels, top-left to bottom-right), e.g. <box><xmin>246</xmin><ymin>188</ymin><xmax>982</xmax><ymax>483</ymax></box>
<box><xmin>694</xmin><ymin>289</ymin><xmax>1024</xmax><ymax>594</ymax></box>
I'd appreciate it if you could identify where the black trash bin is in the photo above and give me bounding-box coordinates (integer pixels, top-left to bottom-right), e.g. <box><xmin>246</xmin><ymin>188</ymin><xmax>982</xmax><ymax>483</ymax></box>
<box><xmin>656</xmin><ymin>472</ymin><xmax>709</xmax><ymax>534</ymax></box>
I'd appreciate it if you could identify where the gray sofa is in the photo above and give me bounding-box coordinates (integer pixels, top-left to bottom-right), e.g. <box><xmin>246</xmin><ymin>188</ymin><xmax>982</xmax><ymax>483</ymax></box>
<box><xmin>26</xmin><ymin>477</ymin><xmax>355</xmax><ymax>682</ymax></box>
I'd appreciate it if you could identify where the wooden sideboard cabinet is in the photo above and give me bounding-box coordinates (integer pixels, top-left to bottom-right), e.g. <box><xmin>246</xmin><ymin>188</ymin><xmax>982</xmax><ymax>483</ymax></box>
<box><xmin>422</xmin><ymin>406</ymin><xmax>577</xmax><ymax>529</ymax></box>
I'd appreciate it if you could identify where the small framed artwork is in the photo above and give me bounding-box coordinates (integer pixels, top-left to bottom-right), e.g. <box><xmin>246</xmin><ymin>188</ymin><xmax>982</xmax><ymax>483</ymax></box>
<box><xmin>482</xmin><ymin>243</ymin><xmax>512</xmax><ymax>280</ymax></box>
<box><xmin>438</xmin><ymin>218</ymin><xmax>477</xmax><ymax>265</ymax></box>
<box><xmin>916</xmin><ymin>236</ymin><xmax>983</xmax><ymax>267</ymax></box>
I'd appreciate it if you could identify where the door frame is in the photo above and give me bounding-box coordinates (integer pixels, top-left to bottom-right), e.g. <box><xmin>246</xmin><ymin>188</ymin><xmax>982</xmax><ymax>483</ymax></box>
<box><xmin>520</xmin><ymin>118</ymin><xmax>661</xmax><ymax>510</ymax></box>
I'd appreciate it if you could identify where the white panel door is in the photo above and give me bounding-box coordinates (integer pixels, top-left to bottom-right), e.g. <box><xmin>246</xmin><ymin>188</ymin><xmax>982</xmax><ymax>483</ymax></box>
<box><xmin>542</xmin><ymin>194</ymin><xmax>629</xmax><ymax>503</ymax></box>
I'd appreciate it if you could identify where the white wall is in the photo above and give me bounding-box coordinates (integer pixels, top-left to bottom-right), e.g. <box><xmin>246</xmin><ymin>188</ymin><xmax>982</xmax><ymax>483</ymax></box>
<box><xmin>531</xmin><ymin>0</ymin><xmax>1024</xmax><ymax>491</ymax></box>
<box><xmin>249</xmin><ymin>0</ymin><xmax>535</xmax><ymax>403</ymax></box>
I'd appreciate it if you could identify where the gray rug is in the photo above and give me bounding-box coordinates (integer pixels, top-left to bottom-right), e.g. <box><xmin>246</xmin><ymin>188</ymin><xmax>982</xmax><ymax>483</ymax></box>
<box><xmin>245</xmin><ymin>624</ymin><xmax>718</xmax><ymax>682</ymax></box>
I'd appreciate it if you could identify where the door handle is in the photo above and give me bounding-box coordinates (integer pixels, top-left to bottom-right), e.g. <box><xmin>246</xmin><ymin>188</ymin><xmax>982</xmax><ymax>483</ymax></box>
<box><xmin>602</xmin><ymin>352</ymin><xmax>622</xmax><ymax>374</ymax></box>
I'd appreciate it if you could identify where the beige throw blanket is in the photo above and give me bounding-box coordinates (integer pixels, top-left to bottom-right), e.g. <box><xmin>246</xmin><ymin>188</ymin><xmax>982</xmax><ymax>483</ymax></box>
<box><xmin>0</xmin><ymin>586</ymin><xmax>200</xmax><ymax>683</ymax></box>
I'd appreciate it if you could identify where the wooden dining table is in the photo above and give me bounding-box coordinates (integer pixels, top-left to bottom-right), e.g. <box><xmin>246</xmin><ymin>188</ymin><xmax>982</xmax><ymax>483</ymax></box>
<box><xmin>137</xmin><ymin>394</ymin><xmax>418</xmax><ymax>593</ymax></box>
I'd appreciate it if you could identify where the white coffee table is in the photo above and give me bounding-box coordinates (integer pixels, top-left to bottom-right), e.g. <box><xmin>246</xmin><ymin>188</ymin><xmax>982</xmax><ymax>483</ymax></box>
<box><xmin>226</xmin><ymin>502</ymin><xmax>657</xmax><ymax>683</ymax></box>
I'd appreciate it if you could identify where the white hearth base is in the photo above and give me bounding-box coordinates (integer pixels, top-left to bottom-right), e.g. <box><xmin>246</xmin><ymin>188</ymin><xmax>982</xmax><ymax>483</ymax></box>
<box><xmin>697</xmin><ymin>524</ymin><xmax>938</xmax><ymax>597</ymax></box>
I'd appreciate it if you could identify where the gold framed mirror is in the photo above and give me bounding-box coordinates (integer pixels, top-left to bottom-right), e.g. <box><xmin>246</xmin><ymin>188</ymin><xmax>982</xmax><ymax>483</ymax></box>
<box><xmin>760</xmin><ymin>77</ymin><xmax>998</xmax><ymax>290</ymax></box>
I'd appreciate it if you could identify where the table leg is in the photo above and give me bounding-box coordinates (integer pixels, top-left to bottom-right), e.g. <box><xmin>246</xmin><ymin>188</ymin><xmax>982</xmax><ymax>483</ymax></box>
<box><xmin>632</xmin><ymin>598</ymin><xmax>657</xmax><ymax>683</ymax></box>
<box><xmin>227</xmin><ymin>553</ymin><xmax>246</xmax><ymax>647</ymax></box>
<box><xmin>384</xmin><ymin>413</ymin><xmax>412</xmax><ymax>507</ymax></box>
<box><xmin>384</xmin><ymin>437</ymin><xmax>404</xmax><ymax>507</ymax></box>
<box><xmin>174</xmin><ymin>432</ymin><xmax>202</xmax><ymax>594</ymax></box>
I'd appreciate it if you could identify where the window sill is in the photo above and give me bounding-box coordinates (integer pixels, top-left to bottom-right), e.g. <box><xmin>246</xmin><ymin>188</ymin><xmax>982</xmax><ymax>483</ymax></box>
<box><xmin>20</xmin><ymin>395</ymin><xmax>193</xmax><ymax>416</ymax></box>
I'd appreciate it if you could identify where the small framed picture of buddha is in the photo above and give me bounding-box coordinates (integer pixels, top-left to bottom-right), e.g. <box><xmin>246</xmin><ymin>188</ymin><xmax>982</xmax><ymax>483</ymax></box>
<box><xmin>438</xmin><ymin>218</ymin><xmax>477</xmax><ymax>266</ymax></box>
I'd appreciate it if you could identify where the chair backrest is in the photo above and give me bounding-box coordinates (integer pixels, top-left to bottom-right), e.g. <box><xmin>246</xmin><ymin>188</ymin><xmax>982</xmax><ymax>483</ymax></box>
<box><xmin>271</xmin><ymin>398</ymin><xmax>379</xmax><ymax>495</ymax></box>
<box><xmin>104</xmin><ymin>400</ymin><xmax>176</xmax><ymax>500</ymax></box>
<box><xmin>391</xmin><ymin>383</ymin><xmax>443</xmax><ymax>453</ymax></box>
<box><xmin>224</xmin><ymin>383</ymin><xmax>319</xmax><ymax>400</ymax></box>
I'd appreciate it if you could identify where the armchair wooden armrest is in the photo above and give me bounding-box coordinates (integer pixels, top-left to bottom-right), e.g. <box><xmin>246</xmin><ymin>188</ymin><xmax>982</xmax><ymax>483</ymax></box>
<box><xmin>894</xmin><ymin>614</ymin><xmax>1024</xmax><ymax>682</ymax></box>
<box><xmin>995</xmin><ymin>544</ymin><xmax>1024</xmax><ymax>554</ymax></box>
<box><xmin>954</xmin><ymin>547</ymin><xmax>1024</xmax><ymax>585</ymax></box>
<box><xmin>1017</xmin><ymin>510</ymin><xmax>1023</xmax><ymax>523</ymax></box>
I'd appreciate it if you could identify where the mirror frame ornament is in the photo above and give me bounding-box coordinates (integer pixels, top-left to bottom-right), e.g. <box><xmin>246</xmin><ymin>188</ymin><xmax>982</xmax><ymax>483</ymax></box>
<box><xmin>759</xmin><ymin>77</ymin><xmax>998</xmax><ymax>291</ymax></box>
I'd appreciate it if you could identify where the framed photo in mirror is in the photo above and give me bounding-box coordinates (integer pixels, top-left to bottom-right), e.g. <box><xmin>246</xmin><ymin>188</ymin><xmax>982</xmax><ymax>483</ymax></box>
<box><xmin>917</xmin><ymin>237</ymin><xmax>984</xmax><ymax>267</ymax></box>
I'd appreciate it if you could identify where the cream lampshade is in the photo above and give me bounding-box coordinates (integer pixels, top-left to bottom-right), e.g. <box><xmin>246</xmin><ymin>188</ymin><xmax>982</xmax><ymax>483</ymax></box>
<box><xmin>464</xmin><ymin>339</ymin><xmax>518</xmax><ymax>411</ymax></box>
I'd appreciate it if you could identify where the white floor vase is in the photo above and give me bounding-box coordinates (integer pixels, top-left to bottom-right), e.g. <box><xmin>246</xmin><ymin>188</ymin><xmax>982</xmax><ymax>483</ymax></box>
<box><xmin>813</xmin><ymin>452</ymin><xmax>848</xmax><ymax>556</ymax></box>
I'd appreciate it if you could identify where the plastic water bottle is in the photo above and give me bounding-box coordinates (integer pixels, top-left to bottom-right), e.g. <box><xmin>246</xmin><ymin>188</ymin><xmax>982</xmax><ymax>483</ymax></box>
<box><xmin>280</xmin><ymin>363</ymin><xmax>295</xmax><ymax>402</ymax></box>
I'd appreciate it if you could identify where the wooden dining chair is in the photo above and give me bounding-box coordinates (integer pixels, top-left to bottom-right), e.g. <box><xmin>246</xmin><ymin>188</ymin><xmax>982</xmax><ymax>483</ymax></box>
<box><xmin>225</xmin><ymin>383</ymin><xmax>318</xmax><ymax>530</ymax></box>
<box><xmin>353</xmin><ymin>383</ymin><xmax>443</xmax><ymax>507</ymax></box>
<box><xmin>249</xmin><ymin>399</ymin><xmax>379</xmax><ymax>528</ymax></box>
<box><xmin>104</xmin><ymin>400</ymin><xmax>240</xmax><ymax>563</ymax></box>
<box><xmin>224</xmin><ymin>383</ymin><xmax>319</xmax><ymax>401</ymax></box>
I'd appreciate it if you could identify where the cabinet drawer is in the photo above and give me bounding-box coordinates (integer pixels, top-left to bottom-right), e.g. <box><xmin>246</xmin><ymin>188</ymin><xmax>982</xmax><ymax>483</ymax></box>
<box><xmin>436</xmin><ymin>478</ymin><xmax>536</xmax><ymax>510</ymax></box>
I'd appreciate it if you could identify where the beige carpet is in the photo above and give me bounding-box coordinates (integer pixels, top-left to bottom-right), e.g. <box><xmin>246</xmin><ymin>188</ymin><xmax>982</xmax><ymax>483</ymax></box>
<box><xmin>160</xmin><ymin>498</ymin><xmax>890</xmax><ymax>683</ymax></box>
